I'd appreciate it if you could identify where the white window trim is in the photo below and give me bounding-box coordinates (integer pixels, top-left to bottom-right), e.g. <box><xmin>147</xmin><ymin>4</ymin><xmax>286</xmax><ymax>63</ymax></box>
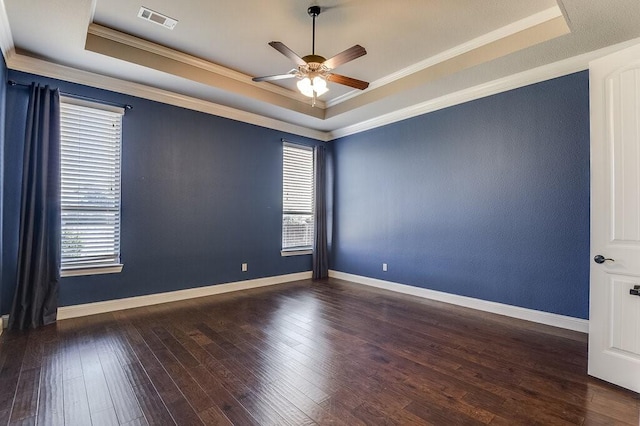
<box><xmin>61</xmin><ymin>264</ymin><xmax>124</xmax><ymax>278</ymax></box>
<box><xmin>280</xmin><ymin>249</ymin><xmax>313</xmax><ymax>257</ymax></box>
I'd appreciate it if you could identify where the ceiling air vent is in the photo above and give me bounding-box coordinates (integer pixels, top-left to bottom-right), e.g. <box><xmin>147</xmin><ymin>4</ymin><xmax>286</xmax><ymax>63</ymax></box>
<box><xmin>137</xmin><ymin>7</ymin><xmax>178</xmax><ymax>30</ymax></box>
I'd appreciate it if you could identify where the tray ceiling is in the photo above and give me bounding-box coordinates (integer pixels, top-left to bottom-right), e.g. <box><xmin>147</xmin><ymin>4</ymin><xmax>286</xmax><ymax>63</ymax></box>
<box><xmin>2</xmin><ymin>0</ymin><xmax>640</xmax><ymax>138</ymax></box>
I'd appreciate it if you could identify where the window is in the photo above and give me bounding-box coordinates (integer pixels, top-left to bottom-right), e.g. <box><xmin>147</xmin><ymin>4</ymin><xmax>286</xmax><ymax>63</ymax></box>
<box><xmin>60</xmin><ymin>97</ymin><xmax>124</xmax><ymax>276</ymax></box>
<box><xmin>282</xmin><ymin>142</ymin><xmax>314</xmax><ymax>254</ymax></box>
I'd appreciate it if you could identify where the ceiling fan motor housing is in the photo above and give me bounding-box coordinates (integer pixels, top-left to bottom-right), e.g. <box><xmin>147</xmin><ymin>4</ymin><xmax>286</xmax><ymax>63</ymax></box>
<box><xmin>302</xmin><ymin>55</ymin><xmax>326</xmax><ymax>66</ymax></box>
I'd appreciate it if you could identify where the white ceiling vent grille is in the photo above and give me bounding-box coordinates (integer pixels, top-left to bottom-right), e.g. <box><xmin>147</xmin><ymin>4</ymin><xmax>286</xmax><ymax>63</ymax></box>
<box><xmin>137</xmin><ymin>7</ymin><xmax>178</xmax><ymax>30</ymax></box>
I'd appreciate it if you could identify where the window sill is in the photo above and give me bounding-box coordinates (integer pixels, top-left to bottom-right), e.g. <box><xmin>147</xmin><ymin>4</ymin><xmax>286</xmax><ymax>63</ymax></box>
<box><xmin>281</xmin><ymin>249</ymin><xmax>312</xmax><ymax>257</ymax></box>
<box><xmin>61</xmin><ymin>264</ymin><xmax>124</xmax><ymax>278</ymax></box>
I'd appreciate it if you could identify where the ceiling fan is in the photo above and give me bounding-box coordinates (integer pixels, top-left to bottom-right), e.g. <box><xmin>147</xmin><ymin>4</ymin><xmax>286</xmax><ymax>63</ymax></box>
<box><xmin>252</xmin><ymin>6</ymin><xmax>369</xmax><ymax>103</ymax></box>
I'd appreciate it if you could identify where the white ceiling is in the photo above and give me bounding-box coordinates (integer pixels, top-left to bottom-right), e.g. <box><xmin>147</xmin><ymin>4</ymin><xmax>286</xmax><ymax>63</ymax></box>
<box><xmin>2</xmin><ymin>0</ymin><xmax>640</xmax><ymax>138</ymax></box>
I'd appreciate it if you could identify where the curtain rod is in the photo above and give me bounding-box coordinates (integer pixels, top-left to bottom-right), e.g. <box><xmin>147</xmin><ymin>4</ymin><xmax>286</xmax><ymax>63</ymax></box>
<box><xmin>7</xmin><ymin>80</ymin><xmax>133</xmax><ymax>110</ymax></box>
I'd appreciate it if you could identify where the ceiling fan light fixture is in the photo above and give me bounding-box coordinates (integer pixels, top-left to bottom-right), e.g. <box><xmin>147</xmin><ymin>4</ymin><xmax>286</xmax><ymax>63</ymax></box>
<box><xmin>297</xmin><ymin>75</ymin><xmax>329</xmax><ymax>97</ymax></box>
<box><xmin>312</xmin><ymin>76</ymin><xmax>328</xmax><ymax>95</ymax></box>
<box><xmin>297</xmin><ymin>77</ymin><xmax>314</xmax><ymax>97</ymax></box>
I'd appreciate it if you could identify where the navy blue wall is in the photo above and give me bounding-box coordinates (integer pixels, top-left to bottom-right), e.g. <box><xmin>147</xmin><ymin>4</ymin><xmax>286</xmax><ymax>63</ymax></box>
<box><xmin>1</xmin><ymin>69</ymin><xmax>591</xmax><ymax>319</ymax></box>
<box><xmin>330</xmin><ymin>72</ymin><xmax>590</xmax><ymax>319</ymax></box>
<box><xmin>0</xmin><ymin>55</ymin><xmax>7</xmax><ymax>315</ymax></box>
<box><xmin>1</xmin><ymin>70</ymin><xmax>320</xmax><ymax>313</ymax></box>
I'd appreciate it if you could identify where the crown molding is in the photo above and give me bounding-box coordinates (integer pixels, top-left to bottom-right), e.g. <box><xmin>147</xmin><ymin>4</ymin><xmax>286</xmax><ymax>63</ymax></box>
<box><xmin>0</xmin><ymin>0</ymin><xmax>14</xmax><ymax>62</ymax></box>
<box><xmin>5</xmin><ymin>19</ymin><xmax>639</xmax><ymax>144</ymax></box>
<box><xmin>7</xmin><ymin>53</ymin><xmax>330</xmax><ymax>141</ymax></box>
<box><xmin>84</xmin><ymin>30</ymin><xmax>323</xmax><ymax>120</ymax></box>
<box><xmin>87</xmin><ymin>24</ymin><xmax>325</xmax><ymax>109</ymax></box>
<box><xmin>328</xmin><ymin>36</ymin><xmax>640</xmax><ymax>140</ymax></box>
<box><xmin>326</xmin><ymin>6</ymin><xmax>565</xmax><ymax>108</ymax></box>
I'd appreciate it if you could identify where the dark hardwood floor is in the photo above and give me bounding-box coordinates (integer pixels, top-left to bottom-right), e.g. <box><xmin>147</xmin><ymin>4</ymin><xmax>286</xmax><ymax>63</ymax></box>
<box><xmin>0</xmin><ymin>278</ymin><xmax>638</xmax><ymax>425</ymax></box>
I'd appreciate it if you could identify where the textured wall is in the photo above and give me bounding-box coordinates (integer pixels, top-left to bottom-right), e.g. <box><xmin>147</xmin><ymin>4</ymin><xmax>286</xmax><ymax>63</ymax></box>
<box><xmin>1</xmin><ymin>69</ymin><xmax>591</xmax><ymax>318</ymax></box>
<box><xmin>1</xmin><ymin>71</ymin><xmax>320</xmax><ymax>313</ymax></box>
<box><xmin>330</xmin><ymin>72</ymin><xmax>590</xmax><ymax>319</ymax></box>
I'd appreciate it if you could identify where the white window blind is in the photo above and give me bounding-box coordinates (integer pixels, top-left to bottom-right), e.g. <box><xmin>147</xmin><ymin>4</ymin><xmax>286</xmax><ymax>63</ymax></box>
<box><xmin>282</xmin><ymin>143</ymin><xmax>314</xmax><ymax>250</ymax></box>
<box><xmin>60</xmin><ymin>97</ymin><xmax>123</xmax><ymax>271</ymax></box>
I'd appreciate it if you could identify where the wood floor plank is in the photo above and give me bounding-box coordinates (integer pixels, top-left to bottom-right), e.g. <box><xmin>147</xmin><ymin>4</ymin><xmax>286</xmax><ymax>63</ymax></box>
<box><xmin>319</xmin><ymin>397</ymin><xmax>368</xmax><ymax>426</ymax></box>
<box><xmin>62</xmin><ymin>376</ymin><xmax>92</xmax><ymax>426</ymax></box>
<box><xmin>139</xmin><ymin>327</ymin><xmax>215</xmax><ymax>416</ymax></box>
<box><xmin>8</xmin><ymin>416</ymin><xmax>36</xmax><ymax>426</ymax></box>
<box><xmin>37</xmin><ymin>348</ymin><xmax>65</xmax><ymax>426</ymax></box>
<box><xmin>0</xmin><ymin>333</ymin><xmax>29</xmax><ymax>417</ymax></box>
<box><xmin>107</xmin><ymin>325</ymin><xmax>168</xmax><ymax>426</ymax></box>
<box><xmin>0</xmin><ymin>279</ymin><xmax>638</xmax><ymax>424</ymax></box>
<box><xmin>0</xmin><ymin>409</ymin><xmax>9</xmax><ymax>425</ymax></box>
<box><xmin>90</xmin><ymin>407</ymin><xmax>119</xmax><ymax>426</ymax></box>
<box><xmin>78</xmin><ymin>337</ymin><xmax>114</xmax><ymax>415</ymax></box>
<box><xmin>121</xmin><ymin>416</ymin><xmax>149</xmax><ymax>426</ymax></box>
<box><xmin>157</xmin><ymin>326</ymin><xmax>260</xmax><ymax>425</ymax></box>
<box><xmin>231</xmin><ymin>333</ymin><xmax>334</xmax><ymax>404</ymax></box>
<box><xmin>404</xmin><ymin>399</ymin><xmax>487</xmax><ymax>426</ymax></box>
<box><xmin>584</xmin><ymin>386</ymin><xmax>640</xmax><ymax>424</ymax></box>
<box><xmin>131</xmin><ymin>382</ymin><xmax>177</xmax><ymax>426</ymax></box>
<box><xmin>8</xmin><ymin>367</ymin><xmax>40</xmax><ymax>423</ymax></box>
<box><xmin>266</xmin><ymin>379</ymin><xmax>344</xmax><ymax>425</ymax></box>
<box><xmin>10</xmin><ymin>328</ymin><xmax>47</xmax><ymax>424</ymax></box>
<box><xmin>187</xmin><ymin>333</ymin><xmax>297</xmax><ymax>425</ymax></box>
<box><xmin>197</xmin><ymin>406</ymin><xmax>234</xmax><ymax>426</ymax></box>
<box><xmin>119</xmin><ymin>350</ymin><xmax>154</xmax><ymax>390</ymax></box>
<box><xmin>60</xmin><ymin>336</ymin><xmax>84</xmax><ymax>382</ymax></box>
<box><xmin>98</xmin><ymin>351</ymin><xmax>145</xmax><ymax>424</ymax></box>
<box><xmin>121</xmin><ymin>324</ymin><xmax>203</xmax><ymax>425</ymax></box>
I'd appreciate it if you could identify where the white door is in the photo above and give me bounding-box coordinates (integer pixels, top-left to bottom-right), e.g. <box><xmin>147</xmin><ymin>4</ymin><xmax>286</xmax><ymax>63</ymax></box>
<box><xmin>589</xmin><ymin>43</ymin><xmax>640</xmax><ymax>393</ymax></box>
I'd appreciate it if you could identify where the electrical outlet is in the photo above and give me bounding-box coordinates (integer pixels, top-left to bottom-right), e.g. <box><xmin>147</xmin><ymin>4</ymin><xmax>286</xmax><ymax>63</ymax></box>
<box><xmin>382</xmin><ymin>263</ymin><xmax>388</xmax><ymax>272</ymax></box>
<box><xmin>242</xmin><ymin>263</ymin><xmax>248</xmax><ymax>272</ymax></box>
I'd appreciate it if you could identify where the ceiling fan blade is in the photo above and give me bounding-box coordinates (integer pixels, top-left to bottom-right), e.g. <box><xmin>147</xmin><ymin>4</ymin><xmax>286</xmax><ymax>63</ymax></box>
<box><xmin>252</xmin><ymin>73</ymin><xmax>297</xmax><ymax>82</ymax></box>
<box><xmin>327</xmin><ymin>74</ymin><xmax>369</xmax><ymax>90</ymax></box>
<box><xmin>323</xmin><ymin>45</ymin><xmax>367</xmax><ymax>70</ymax></box>
<box><xmin>268</xmin><ymin>42</ymin><xmax>306</xmax><ymax>66</ymax></box>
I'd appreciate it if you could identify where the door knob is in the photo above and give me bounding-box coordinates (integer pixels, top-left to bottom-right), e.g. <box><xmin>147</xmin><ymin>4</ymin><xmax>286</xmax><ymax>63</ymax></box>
<box><xmin>594</xmin><ymin>255</ymin><xmax>614</xmax><ymax>264</ymax></box>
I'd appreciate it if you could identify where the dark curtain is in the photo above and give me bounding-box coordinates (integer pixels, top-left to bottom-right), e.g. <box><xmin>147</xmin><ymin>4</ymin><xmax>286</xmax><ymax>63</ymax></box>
<box><xmin>9</xmin><ymin>84</ymin><xmax>61</xmax><ymax>330</ymax></box>
<box><xmin>313</xmin><ymin>144</ymin><xmax>328</xmax><ymax>279</ymax></box>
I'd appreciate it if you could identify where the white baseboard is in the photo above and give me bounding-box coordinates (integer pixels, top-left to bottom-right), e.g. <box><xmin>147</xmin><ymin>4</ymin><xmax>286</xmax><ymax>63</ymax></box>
<box><xmin>57</xmin><ymin>271</ymin><xmax>312</xmax><ymax>321</ymax></box>
<box><xmin>329</xmin><ymin>270</ymin><xmax>589</xmax><ymax>333</ymax></box>
<box><xmin>3</xmin><ymin>270</ymin><xmax>588</xmax><ymax>333</ymax></box>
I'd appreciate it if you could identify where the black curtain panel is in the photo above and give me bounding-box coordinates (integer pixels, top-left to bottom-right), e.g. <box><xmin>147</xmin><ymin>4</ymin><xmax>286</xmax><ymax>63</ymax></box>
<box><xmin>313</xmin><ymin>144</ymin><xmax>328</xmax><ymax>279</ymax></box>
<box><xmin>9</xmin><ymin>84</ymin><xmax>61</xmax><ymax>330</ymax></box>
